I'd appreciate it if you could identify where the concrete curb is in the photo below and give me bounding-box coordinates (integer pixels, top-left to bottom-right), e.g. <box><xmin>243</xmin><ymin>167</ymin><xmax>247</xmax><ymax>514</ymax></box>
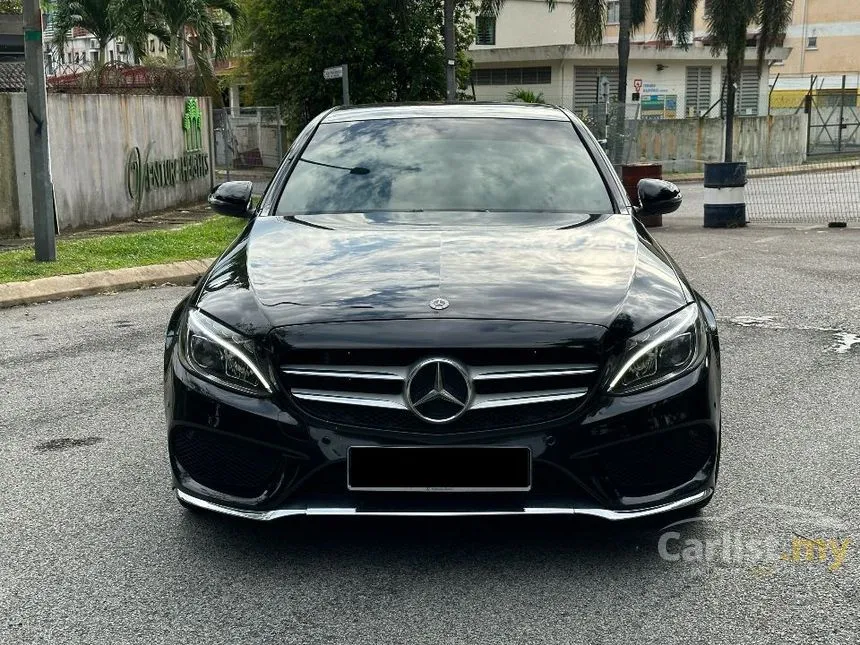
<box><xmin>0</xmin><ymin>258</ymin><xmax>215</xmax><ymax>309</ymax></box>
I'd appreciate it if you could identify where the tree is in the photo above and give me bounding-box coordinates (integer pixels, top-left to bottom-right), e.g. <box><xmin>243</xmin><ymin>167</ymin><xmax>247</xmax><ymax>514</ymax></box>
<box><xmin>111</xmin><ymin>0</ymin><xmax>242</xmax><ymax>99</ymax></box>
<box><xmin>245</xmin><ymin>0</ymin><xmax>475</xmax><ymax>131</ymax></box>
<box><xmin>656</xmin><ymin>0</ymin><xmax>793</xmax><ymax>161</ymax></box>
<box><xmin>480</xmin><ymin>0</ymin><xmax>650</xmax><ymax>104</ymax></box>
<box><xmin>51</xmin><ymin>0</ymin><xmax>122</xmax><ymax>64</ymax></box>
<box><xmin>0</xmin><ymin>0</ymin><xmax>22</xmax><ymax>12</ymax></box>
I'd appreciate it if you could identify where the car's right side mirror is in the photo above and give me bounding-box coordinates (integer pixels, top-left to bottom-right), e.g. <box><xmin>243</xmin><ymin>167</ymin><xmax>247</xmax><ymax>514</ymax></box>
<box><xmin>208</xmin><ymin>181</ymin><xmax>254</xmax><ymax>218</ymax></box>
<box><xmin>636</xmin><ymin>179</ymin><xmax>682</xmax><ymax>216</ymax></box>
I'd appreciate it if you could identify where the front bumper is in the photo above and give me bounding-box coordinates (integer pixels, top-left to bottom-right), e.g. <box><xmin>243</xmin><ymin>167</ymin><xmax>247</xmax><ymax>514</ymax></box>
<box><xmin>165</xmin><ymin>347</ymin><xmax>720</xmax><ymax>520</ymax></box>
<box><xmin>176</xmin><ymin>487</ymin><xmax>713</xmax><ymax>521</ymax></box>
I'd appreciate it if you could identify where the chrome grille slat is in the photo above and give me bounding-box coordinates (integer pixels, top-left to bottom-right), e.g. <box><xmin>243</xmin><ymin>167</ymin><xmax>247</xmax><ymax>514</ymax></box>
<box><xmin>282</xmin><ymin>366</ymin><xmax>407</xmax><ymax>380</ymax></box>
<box><xmin>471</xmin><ymin>365</ymin><xmax>598</xmax><ymax>380</ymax></box>
<box><xmin>291</xmin><ymin>389</ymin><xmax>406</xmax><ymax>410</ymax></box>
<box><xmin>471</xmin><ymin>389</ymin><xmax>588</xmax><ymax>410</ymax></box>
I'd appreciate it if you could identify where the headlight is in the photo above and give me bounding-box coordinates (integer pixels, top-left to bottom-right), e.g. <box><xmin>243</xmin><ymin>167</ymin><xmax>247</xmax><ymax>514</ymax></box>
<box><xmin>608</xmin><ymin>304</ymin><xmax>707</xmax><ymax>394</ymax></box>
<box><xmin>181</xmin><ymin>309</ymin><xmax>273</xmax><ymax>396</ymax></box>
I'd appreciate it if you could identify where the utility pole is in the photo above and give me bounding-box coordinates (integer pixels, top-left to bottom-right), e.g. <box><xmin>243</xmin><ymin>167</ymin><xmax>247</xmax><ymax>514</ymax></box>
<box><xmin>22</xmin><ymin>0</ymin><xmax>56</xmax><ymax>261</ymax></box>
<box><xmin>444</xmin><ymin>0</ymin><xmax>456</xmax><ymax>103</ymax></box>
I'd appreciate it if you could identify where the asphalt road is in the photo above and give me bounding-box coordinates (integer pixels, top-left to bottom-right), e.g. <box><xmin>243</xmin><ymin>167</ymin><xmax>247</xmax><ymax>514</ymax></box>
<box><xmin>1</xmin><ymin>221</ymin><xmax>859</xmax><ymax>644</ymax></box>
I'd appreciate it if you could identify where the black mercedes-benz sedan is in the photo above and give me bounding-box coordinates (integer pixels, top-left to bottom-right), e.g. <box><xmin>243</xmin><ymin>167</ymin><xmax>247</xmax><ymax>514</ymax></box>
<box><xmin>164</xmin><ymin>103</ymin><xmax>721</xmax><ymax>521</ymax></box>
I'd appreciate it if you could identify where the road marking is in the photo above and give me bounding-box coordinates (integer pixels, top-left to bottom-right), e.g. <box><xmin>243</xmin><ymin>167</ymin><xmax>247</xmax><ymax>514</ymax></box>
<box><xmin>698</xmin><ymin>250</ymin><xmax>732</xmax><ymax>259</ymax></box>
<box><xmin>752</xmin><ymin>235</ymin><xmax>785</xmax><ymax>244</ymax></box>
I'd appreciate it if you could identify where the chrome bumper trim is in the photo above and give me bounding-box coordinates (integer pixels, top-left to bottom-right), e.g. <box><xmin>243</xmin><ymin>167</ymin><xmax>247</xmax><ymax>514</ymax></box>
<box><xmin>176</xmin><ymin>488</ymin><xmax>712</xmax><ymax>522</ymax></box>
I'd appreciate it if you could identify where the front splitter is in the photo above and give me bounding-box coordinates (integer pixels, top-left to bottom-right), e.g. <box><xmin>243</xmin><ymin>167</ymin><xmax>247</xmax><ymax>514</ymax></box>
<box><xmin>176</xmin><ymin>488</ymin><xmax>712</xmax><ymax>521</ymax></box>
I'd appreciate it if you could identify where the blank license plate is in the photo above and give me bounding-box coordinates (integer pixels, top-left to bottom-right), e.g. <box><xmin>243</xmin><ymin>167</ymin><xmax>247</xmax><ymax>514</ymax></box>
<box><xmin>347</xmin><ymin>446</ymin><xmax>532</xmax><ymax>492</ymax></box>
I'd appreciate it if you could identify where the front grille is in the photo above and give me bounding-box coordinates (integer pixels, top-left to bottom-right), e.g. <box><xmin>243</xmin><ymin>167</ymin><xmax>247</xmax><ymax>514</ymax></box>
<box><xmin>600</xmin><ymin>425</ymin><xmax>716</xmax><ymax>498</ymax></box>
<box><xmin>172</xmin><ymin>427</ymin><xmax>283</xmax><ymax>498</ymax></box>
<box><xmin>278</xmin><ymin>348</ymin><xmax>601</xmax><ymax>434</ymax></box>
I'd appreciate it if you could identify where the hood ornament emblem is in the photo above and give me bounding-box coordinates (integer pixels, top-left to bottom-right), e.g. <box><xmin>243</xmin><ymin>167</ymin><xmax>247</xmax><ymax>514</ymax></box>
<box><xmin>429</xmin><ymin>297</ymin><xmax>450</xmax><ymax>311</ymax></box>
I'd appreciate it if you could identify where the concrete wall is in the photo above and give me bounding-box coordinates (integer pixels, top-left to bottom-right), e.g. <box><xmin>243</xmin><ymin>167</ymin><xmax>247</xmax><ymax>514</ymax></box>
<box><xmin>627</xmin><ymin>114</ymin><xmax>807</xmax><ymax>172</ymax></box>
<box><xmin>0</xmin><ymin>93</ymin><xmax>213</xmax><ymax>236</ymax></box>
<box><xmin>47</xmin><ymin>94</ymin><xmax>213</xmax><ymax>232</ymax></box>
<box><xmin>0</xmin><ymin>93</ymin><xmax>18</xmax><ymax>234</ymax></box>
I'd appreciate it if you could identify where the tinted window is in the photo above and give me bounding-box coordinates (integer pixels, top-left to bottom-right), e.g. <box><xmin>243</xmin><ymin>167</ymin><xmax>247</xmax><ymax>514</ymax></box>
<box><xmin>276</xmin><ymin>118</ymin><xmax>612</xmax><ymax>215</ymax></box>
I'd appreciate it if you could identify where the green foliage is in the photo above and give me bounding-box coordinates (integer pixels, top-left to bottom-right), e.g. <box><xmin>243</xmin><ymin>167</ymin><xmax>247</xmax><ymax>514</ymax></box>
<box><xmin>245</xmin><ymin>0</ymin><xmax>476</xmax><ymax>132</ymax></box>
<box><xmin>111</xmin><ymin>0</ymin><xmax>244</xmax><ymax>104</ymax></box>
<box><xmin>506</xmin><ymin>88</ymin><xmax>545</xmax><ymax>104</ymax></box>
<box><xmin>0</xmin><ymin>0</ymin><xmax>22</xmax><ymax>13</ymax></box>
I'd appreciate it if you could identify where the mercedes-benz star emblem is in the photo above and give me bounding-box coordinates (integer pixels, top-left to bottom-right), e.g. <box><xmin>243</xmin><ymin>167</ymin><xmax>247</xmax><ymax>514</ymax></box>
<box><xmin>404</xmin><ymin>358</ymin><xmax>473</xmax><ymax>424</ymax></box>
<box><xmin>429</xmin><ymin>297</ymin><xmax>450</xmax><ymax>311</ymax></box>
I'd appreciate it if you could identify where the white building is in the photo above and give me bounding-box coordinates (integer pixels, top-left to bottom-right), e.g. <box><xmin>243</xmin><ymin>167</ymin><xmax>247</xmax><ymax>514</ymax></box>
<box><xmin>469</xmin><ymin>0</ymin><xmax>791</xmax><ymax>118</ymax></box>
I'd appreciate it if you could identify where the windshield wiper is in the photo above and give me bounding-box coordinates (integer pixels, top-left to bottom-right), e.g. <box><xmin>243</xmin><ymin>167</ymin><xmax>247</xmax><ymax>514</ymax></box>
<box><xmin>300</xmin><ymin>158</ymin><xmax>370</xmax><ymax>175</ymax></box>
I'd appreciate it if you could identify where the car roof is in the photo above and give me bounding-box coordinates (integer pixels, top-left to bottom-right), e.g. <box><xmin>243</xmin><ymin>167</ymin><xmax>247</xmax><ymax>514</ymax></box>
<box><xmin>322</xmin><ymin>102</ymin><xmax>570</xmax><ymax>123</ymax></box>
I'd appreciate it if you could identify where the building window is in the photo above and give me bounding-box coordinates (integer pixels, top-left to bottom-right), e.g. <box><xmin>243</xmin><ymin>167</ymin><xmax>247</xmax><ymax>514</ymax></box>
<box><xmin>476</xmin><ymin>16</ymin><xmax>496</xmax><ymax>46</ymax></box>
<box><xmin>607</xmin><ymin>1</ymin><xmax>620</xmax><ymax>24</ymax></box>
<box><xmin>149</xmin><ymin>38</ymin><xmax>155</xmax><ymax>53</ymax></box>
<box><xmin>472</xmin><ymin>66</ymin><xmax>552</xmax><ymax>86</ymax></box>
<box><xmin>806</xmin><ymin>36</ymin><xmax>817</xmax><ymax>50</ymax></box>
<box><xmin>109</xmin><ymin>49</ymin><xmax>114</xmax><ymax>61</ymax></box>
<box><xmin>722</xmin><ymin>66</ymin><xmax>760</xmax><ymax>116</ymax></box>
<box><xmin>159</xmin><ymin>42</ymin><xmax>165</xmax><ymax>52</ymax></box>
<box><xmin>685</xmin><ymin>66</ymin><xmax>713</xmax><ymax>117</ymax></box>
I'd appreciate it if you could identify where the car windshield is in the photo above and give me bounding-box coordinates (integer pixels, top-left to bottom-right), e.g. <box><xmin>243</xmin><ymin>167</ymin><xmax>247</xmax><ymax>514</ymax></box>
<box><xmin>275</xmin><ymin>117</ymin><xmax>613</xmax><ymax>215</ymax></box>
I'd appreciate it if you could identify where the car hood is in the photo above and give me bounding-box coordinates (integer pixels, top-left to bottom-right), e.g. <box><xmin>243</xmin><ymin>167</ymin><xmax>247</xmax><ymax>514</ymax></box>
<box><xmin>197</xmin><ymin>212</ymin><xmax>689</xmax><ymax>334</ymax></box>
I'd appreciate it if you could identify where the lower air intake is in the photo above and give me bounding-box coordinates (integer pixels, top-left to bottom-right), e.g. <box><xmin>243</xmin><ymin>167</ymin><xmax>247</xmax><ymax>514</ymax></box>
<box><xmin>171</xmin><ymin>427</ymin><xmax>283</xmax><ymax>499</ymax></box>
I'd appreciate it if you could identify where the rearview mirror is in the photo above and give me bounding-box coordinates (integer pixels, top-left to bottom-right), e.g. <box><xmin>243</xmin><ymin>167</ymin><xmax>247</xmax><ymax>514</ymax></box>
<box><xmin>208</xmin><ymin>181</ymin><xmax>254</xmax><ymax>218</ymax></box>
<box><xmin>636</xmin><ymin>179</ymin><xmax>682</xmax><ymax>216</ymax></box>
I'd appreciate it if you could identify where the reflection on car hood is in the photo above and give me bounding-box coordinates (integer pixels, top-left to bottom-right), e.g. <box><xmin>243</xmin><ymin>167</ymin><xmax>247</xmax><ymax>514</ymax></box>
<box><xmin>202</xmin><ymin>212</ymin><xmax>688</xmax><ymax>332</ymax></box>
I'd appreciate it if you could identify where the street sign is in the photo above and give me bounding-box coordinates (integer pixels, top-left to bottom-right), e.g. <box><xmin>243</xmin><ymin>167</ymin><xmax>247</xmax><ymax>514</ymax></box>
<box><xmin>323</xmin><ymin>64</ymin><xmax>350</xmax><ymax>106</ymax></box>
<box><xmin>323</xmin><ymin>66</ymin><xmax>344</xmax><ymax>80</ymax></box>
<box><xmin>633</xmin><ymin>78</ymin><xmax>643</xmax><ymax>93</ymax></box>
<box><xmin>598</xmin><ymin>75</ymin><xmax>611</xmax><ymax>104</ymax></box>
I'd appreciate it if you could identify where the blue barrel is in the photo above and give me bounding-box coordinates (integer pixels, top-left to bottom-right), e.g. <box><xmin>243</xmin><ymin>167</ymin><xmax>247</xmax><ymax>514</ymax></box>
<box><xmin>704</xmin><ymin>162</ymin><xmax>747</xmax><ymax>228</ymax></box>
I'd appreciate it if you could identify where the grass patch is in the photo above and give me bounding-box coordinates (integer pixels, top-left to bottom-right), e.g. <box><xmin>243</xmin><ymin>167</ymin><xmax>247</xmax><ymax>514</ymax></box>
<box><xmin>0</xmin><ymin>216</ymin><xmax>245</xmax><ymax>284</ymax></box>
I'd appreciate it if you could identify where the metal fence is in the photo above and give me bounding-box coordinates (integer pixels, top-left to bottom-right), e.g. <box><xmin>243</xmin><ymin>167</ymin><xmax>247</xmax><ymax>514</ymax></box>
<box><xmin>746</xmin><ymin>159</ymin><xmax>860</xmax><ymax>223</ymax></box>
<box><xmin>213</xmin><ymin>107</ymin><xmax>286</xmax><ymax>186</ymax></box>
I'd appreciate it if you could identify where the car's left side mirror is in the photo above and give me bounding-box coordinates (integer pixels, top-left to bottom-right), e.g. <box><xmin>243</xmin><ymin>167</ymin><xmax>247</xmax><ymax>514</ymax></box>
<box><xmin>636</xmin><ymin>178</ymin><xmax>682</xmax><ymax>216</ymax></box>
<box><xmin>208</xmin><ymin>181</ymin><xmax>254</xmax><ymax>218</ymax></box>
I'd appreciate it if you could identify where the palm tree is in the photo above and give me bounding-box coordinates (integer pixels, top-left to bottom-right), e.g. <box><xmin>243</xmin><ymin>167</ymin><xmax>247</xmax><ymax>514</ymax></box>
<box><xmin>479</xmin><ymin>0</ymin><xmax>650</xmax><ymax>105</ymax></box>
<box><xmin>114</xmin><ymin>0</ymin><xmax>243</xmax><ymax>99</ymax></box>
<box><xmin>51</xmin><ymin>0</ymin><xmax>121</xmax><ymax>64</ymax></box>
<box><xmin>656</xmin><ymin>0</ymin><xmax>794</xmax><ymax>161</ymax></box>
